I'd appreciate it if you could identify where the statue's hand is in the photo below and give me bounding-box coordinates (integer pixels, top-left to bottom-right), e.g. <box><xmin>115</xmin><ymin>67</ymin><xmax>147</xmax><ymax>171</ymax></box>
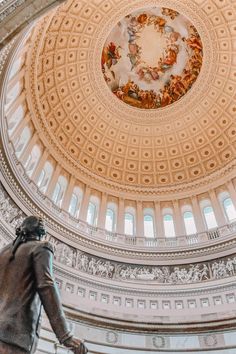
<box><xmin>63</xmin><ymin>337</ymin><xmax>88</xmax><ymax>354</ymax></box>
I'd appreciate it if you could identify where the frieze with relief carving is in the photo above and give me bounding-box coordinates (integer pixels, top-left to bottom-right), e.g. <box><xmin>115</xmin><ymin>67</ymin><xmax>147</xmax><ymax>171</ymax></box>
<box><xmin>0</xmin><ymin>183</ymin><xmax>26</xmax><ymax>228</ymax></box>
<box><xmin>45</xmin><ymin>233</ymin><xmax>236</xmax><ymax>284</ymax></box>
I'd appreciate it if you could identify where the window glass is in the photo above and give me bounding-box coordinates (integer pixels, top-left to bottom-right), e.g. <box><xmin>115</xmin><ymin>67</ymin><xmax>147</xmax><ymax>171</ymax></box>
<box><xmin>124</xmin><ymin>213</ymin><xmax>134</xmax><ymax>236</ymax></box>
<box><xmin>25</xmin><ymin>145</ymin><xmax>41</xmax><ymax>176</ymax></box>
<box><xmin>144</xmin><ymin>214</ymin><xmax>154</xmax><ymax>237</ymax></box>
<box><xmin>37</xmin><ymin>161</ymin><xmax>53</xmax><ymax>193</ymax></box>
<box><xmin>8</xmin><ymin>105</ymin><xmax>24</xmax><ymax>135</ymax></box>
<box><xmin>14</xmin><ymin>126</ymin><xmax>31</xmax><ymax>157</ymax></box>
<box><xmin>37</xmin><ymin>169</ymin><xmax>45</xmax><ymax>187</ymax></box>
<box><xmin>163</xmin><ymin>214</ymin><xmax>175</xmax><ymax>237</ymax></box>
<box><xmin>105</xmin><ymin>208</ymin><xmax>114</xmax><ymax>232</ymax></box>
<box><xmin>183</xmin><ymin>211</ymin><xmax>197</xmax><ymax>235</ymax></box>
<box><xmin>52</xmin><ymin>176</ymin><xmax>67</xmax><ymax>207</ymax></box>
<box><xmin>87</xmin><ymin>202</ymin><xmax>96</xmax><ymax>226</ymax></box>
<box><xmin>223</xmin><ymin>198</ymin><xmax>236</xmax><ymax>222</ymax></box>
<box><xmin>203</xmin><ymin>206</ymin><xmax>217</xmax><ymax>229</ymax></box>
<box><xmin>52</xmin><ymin>182</ymin><xmax>61</xmax><ymax>204</ymax></box>
<box><xmin>69</xmin><ymin>194</ymin><xmax>78</xmax><ymax>217</ymax></box>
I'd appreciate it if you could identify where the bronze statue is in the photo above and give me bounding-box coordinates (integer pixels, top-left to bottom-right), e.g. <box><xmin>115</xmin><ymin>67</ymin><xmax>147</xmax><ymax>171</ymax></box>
<box><xmin>0</xmin><ymin>216</ymin><xmax>88</xmax><ymax>354</ymax></box>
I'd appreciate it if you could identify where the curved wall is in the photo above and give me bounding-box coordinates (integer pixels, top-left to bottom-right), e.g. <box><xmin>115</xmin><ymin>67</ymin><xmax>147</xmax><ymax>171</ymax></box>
<box><xmin>1</xmin><ymin>1</ymin><xmax>236</xmax><ymax>353</ymax></box>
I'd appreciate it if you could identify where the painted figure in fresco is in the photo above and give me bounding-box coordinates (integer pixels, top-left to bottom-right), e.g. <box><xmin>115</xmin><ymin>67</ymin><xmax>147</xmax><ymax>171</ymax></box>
<box><xmin>102</xmin><ymin>9</ymin><xmax>203</xmax><ymax>109</ymax></box>
<box><xmin>162</xmin><ymin>7</ymin><xmax>179</xmax><ymax>20</ymax></box>
<box><xmin>101</xmin><ymin>41</ymin><xmax>121</xmax><ymax>71</ymax></box>
<box><xmin>0</xmin><ymin>216</ymin><xmax>88</xmax><ymax>354</ymax></box>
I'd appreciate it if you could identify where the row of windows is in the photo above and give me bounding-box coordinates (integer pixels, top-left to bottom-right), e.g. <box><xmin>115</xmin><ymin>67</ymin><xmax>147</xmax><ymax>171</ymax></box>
<box><xmin>89</xmin><ymin>199</ymin><xmax>236</xmax><ymax>237</ymax></box>
<box><xmin>10</xmin><ymin>134</ymin><xmax>236</xmax><ymax>237</ymax></box>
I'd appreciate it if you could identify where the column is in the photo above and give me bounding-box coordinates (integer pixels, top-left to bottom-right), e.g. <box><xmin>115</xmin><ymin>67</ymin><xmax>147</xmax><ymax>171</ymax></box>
<box><xmin>136</xmin><ymin>201</ymin><xmax>144</xmax><ymax>237</ymax></box>
<box><xmin>78</xmin><ymin>185</ymin><xmax>91</xmax><ymax>221</ymax></box>
<box><xmin>154</xmin><ymin>201</ymin><xmax>164</xmax><ymax>238</ymax></box>
<box><xmin>227</xmin><ymin>180</ymin><xmax>236</xmax><ymax>210</ymax></box>
<box><xmin>31</xmin><ymin>148</ymin><xmax>49</xmax><ymax>183</ymax></box>
<box><xmin>173</xmin><ymin>200</ymin><xmax>185</xmax><ymax>236</ymax></box>
<box><xmin>191</xmin><ymin>195</ymin><xmax>205</xmax><ymax>233</ymax></box>
<box><xmin>209</xmin><ymin>189</ymin><xmax>227</xmax><ymax>226</ymax></box>
<box><xmin>63</xmin><ymin>176</ymin><xmax>76</xmax><ymax>211</ymax></box>
<box><xmin>97</xmin><ymin>192</ymin><xmax>108</xmax><ymax>229</ymax></box>
<box><xmin>46</xmin><ymin>164</ymin><xmax>61</xmax><ymax>198</ymax></box>
<box><xmin>20</xmin><ymin>132</ymin><xmax>38</xmax><ymax>165</ymax></box>
<box><xmin>10</xmin><ymin>113</ymin><xmax>30</xmax><ymax>141</ymax></box>
<box><xmin>117</xmin><ymin>198</ymin><xmax>125</xmax><ymax>234</ymax></box>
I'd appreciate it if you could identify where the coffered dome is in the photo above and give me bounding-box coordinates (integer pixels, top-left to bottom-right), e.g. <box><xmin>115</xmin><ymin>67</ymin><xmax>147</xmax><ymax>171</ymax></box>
<box><xmin>20</xmin><ymin>0</ymin><xmax>236</xmax><ymax>193</ymax></box>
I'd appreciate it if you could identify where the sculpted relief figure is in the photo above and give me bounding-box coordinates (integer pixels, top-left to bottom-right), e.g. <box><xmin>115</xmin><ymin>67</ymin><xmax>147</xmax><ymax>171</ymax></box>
<box><xmin>115</xmin><ymin>262</ymin><xmax>212</xmax><ymax>284</ymax></box>
<box><xmin>31</xmin><ymin>231</ymin><xmax>236</xmax><ymax>284</ymax></box>
<box><xmin>0</xmin><ymin>216</ymin><xmax>87</xmax><ymax>354</ymax></box>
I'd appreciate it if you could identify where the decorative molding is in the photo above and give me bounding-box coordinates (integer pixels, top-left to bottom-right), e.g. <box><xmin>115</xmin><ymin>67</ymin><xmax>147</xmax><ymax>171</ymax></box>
<box><xmin>106</xmin><ymin>331</ymin><xmax>118</xmax><ymax>344</ymax></box>
<box><xmin>0</xmin><ymin>0</ymin><xmax>25</xmax><ymax>22</ymax></box>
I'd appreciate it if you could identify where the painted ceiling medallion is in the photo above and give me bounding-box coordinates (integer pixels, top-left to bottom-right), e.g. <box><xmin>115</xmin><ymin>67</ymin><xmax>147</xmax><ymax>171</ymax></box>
<box><xmin>102</xmin><ymin>7</ymin><xmax>203</xmax><ymax>109</ymax></box>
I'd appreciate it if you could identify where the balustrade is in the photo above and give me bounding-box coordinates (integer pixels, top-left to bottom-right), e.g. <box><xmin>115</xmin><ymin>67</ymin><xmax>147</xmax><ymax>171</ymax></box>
<box><xmin>2</xmin><ymin>180</ymin><xmax>236</xmax><ymax>251</ymax></box>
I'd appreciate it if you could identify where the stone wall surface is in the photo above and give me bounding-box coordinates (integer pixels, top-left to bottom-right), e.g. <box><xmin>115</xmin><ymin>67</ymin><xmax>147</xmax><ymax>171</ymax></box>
<box><xmin>0</xmin><ymin>0</ymin><xmax>65</xmax><ymax>48</ymax></box>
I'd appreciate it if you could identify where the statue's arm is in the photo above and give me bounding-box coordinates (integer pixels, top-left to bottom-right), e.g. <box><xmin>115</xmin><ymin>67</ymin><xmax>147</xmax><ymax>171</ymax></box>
<box><xmin>33</xmin><ymin>242</ymin><xmax>72</xmax><ymax>344</ymax></box>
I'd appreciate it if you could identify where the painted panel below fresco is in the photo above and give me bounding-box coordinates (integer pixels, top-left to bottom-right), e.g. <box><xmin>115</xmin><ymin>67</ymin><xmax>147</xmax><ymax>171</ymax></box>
<box><xmin>102</xmin><ymin>7</ymin><xmax>203</xmax><ymax>109</ymax></box>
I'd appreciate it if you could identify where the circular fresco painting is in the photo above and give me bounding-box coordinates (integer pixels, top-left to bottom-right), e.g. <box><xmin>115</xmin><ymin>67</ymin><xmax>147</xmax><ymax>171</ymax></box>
<box><xmin>101</xmin><ymin>7</ymin><xmax>203</xmax><ymax>109</ymax></box>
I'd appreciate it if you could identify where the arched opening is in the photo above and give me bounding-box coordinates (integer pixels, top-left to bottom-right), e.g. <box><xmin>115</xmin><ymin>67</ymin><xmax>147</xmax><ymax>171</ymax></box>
<box><xmin>68</xmin><ymin>186</ymin><xmax>83</xmax><ymax>217</ymax></box>
<box><xmin>24</xmin><ymin>145</ymin><xmax>41</xmax><ymax>177</ymax></box>
<box><xmin>52</xmin><ymin>175</ymin><xmax>68</xmax><ymax>207</ymax></box>
<box><xmin>87</xmin><ymin>196</ymin><xmax>100</xmax><ymax>226</ymax></box>
<box><xmin>37</xmin><ymin>161</ymin><xmax>53</xmax><ymax>193</ymax></box>
<box><xmin>183</xmin><ymin>211</ymin><xmax>197</xmax><ymax>235</ymax></box>
<box><xmin>163</xmin><ymin>214</ymin><xmax>175</xmax><ymax>238</ymax></box>
<box><xmin>124</xmin><ymin>212</ymin><xmax>134</xmax><ymax>236</ymax></box>
<box><xmin>203</xmin><ymin>206</ymin><xmax>217</xmax><ymax>229</ymax></box>
<box><xmin>223</xmin><ymin>197</ymin><xmax>236</xmax><ymax>222</ymax></box>
<box><xmin>144</xmin><ymin>214</ymin><xmax>155</xmax><ymax>237</ymax></box>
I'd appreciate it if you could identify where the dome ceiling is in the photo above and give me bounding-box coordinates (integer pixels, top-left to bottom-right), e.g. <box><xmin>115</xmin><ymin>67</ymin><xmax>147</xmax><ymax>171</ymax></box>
<box><xmin>25</xmin><ymin>0</ymin><xmax>236</xmax><ymax>192</ymax></box>
<box><xmin>102</xmin><ymin>7</ymin><xmax>203</xmax><ymax>109</ymax></box>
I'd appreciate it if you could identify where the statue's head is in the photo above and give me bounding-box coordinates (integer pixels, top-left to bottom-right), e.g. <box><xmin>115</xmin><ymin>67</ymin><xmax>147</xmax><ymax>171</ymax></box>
<box><xmin>11</xmin><ymin>216</ymin><xmax>46</xmax><ymax>260</ymax></box>
<box><xmin>18</xmin><ymin>216</ymin><xmax>46</xmax><ymax>238</ymax></box>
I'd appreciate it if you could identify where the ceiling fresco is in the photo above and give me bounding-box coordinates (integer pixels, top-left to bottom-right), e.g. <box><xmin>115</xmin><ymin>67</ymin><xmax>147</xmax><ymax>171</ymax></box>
<box><xmin>102</xmin><ymin>7</ymin><xmax>203</xmax><ymax>109</ymax></box>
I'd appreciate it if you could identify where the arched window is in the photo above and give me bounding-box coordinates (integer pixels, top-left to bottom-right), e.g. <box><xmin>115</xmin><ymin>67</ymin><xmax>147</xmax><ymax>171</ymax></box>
<box><xmin>105</xmin><ymin>208</ymin><xmax>115</xmax><ymax>232</ymax></box>
<box><xmin>52</xmin><ymin>176</ymin><xmax>68</xmax><ymax>207</ymax></box>
<box><xmin>69</xmin><ymin>194</ymin><xmax>78</xmax><ymax>217</ymax></box>
<box><xmin>124</xmin><ymin>213</ymin><xmax>134</xmax><ymax>236</ymax></box>
<box><xmin>183</xmin><ymin>211</ymin><xmax>197</xmax><ymax>235</ymax></box>
<box><xmin>163</xmin><ymin>214</ymin><xmax>175</xmax><ymax>237</ymax></box>
<box><xmin>87</xmin><ymin>202</ymin><xmax>97</xmax><ymax>226</ymax></box>
<box><xmin>14</xmin><ymin>126</ymin><xmax>31</xmax><ymax>157</ymax></box>
<box><xmin>144</xmin><ymin>214</ymin><xmax>154</xmax><ymax>237</ymax></box>
<box><xmin>24</xmin><ymin>145</ymin><xmax>41</xmax><ymax>177</ymax></box>
<box><xmin>52</xmin><ymin>182</ymin><xmax>61</xmax><ymax>205</ymax></box>
<box><xmin>5</xmin><ymin>81</ymin><xmax>23</xmax><ymax>107</ymax></box>
<box><xmin>37</xmin><ymin>169</ymin><xmax>45</xmax><ymax>188</ymax></box>
<box><xmin>223</xmin><ymin>198</ymin><xmax>236</xmax><ymax>222</ymax></box>
<box><xmin>105</xmin><ymin>202</ymin><xmax>117</xmax><ymax>232</ymax></box>
<box><xmin>87</xmin><ymin>196</ymin><xmax>99</xmax><ymax>226</ymax></box>
<box><xmin>203</xmin><ymin>206</ymin><xmax>217</xmax><ymax>229</ymax></box>
<box><xmin>7</xmin><ymin>104</ymin><xmax>24</xmax><ymax>135</ymax></box>
<box><xmin>37</xmin><ymin>161</ymin><xmax>53</xmax><ymax>193</ymax></box>
<box><xmin>9</xmin><ymin>55</ymin><xmax>24</xmax><ymax>80</ymax></box>
<box><xmin>68</xmin><ymin>187</ymin><xmax>83</xmax><ymax>217</ymax></box>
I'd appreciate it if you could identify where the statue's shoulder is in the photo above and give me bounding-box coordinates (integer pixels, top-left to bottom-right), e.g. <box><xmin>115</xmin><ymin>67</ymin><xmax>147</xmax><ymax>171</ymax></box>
<box><xmin>40</xmin><ymin>241</ymin><xmax>54</xmax><ymax>254</ymax></box>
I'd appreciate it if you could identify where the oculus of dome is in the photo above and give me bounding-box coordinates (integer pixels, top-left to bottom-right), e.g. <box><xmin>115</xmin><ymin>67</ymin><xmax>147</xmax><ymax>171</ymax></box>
<box><xmin>102</xmin><ymin>7</ymin><xmax>203</xmax><ymax>109</ymax></box>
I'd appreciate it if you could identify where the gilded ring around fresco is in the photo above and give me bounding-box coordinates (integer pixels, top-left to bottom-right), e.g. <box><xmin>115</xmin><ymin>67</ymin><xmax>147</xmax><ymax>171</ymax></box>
<box><xmin>102</xmin><ymin>7</ymin><xmax>203</xmax><ymax>110</ymax></box>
